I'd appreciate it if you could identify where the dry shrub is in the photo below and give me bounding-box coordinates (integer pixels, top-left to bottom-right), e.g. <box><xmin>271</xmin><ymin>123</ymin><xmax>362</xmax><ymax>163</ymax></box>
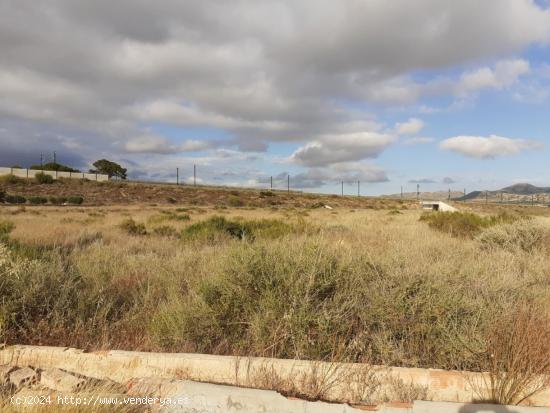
<box><xmin>242</xmin><ymin>359</ymin><xmax>379</xmax><ymax>403</ymax></box>
<box><xmin>476</xmin><ymin>219</ymin><xmax>550</xmax><ymax>252</ymax></box>
<box><xmin>118</xmin><ymin>218</ymin><xmax>147</xmax><ymax>236</ymax></box>
<box><xmin>419</xmin><ymin>211</ymin><xmax>521</xmax><ymax>238</ymax></box>
<box><xmin>474</xmin><ymin>303</ymin><xmax>550</xmax><ymax>405</ymax></box>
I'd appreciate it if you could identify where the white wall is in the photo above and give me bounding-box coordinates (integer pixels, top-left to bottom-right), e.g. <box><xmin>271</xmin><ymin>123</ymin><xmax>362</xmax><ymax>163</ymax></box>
<box><xmin>0</xmin><ymin>167</ymin><xmax>109</xmax><ymax>182</ymax></box>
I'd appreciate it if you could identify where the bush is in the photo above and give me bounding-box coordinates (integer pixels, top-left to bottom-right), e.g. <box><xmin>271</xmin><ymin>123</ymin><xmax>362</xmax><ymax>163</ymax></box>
<box><xmin>419</xmin><ymin>211</ymin><xmax>521</xmax><ymax>238</ymax></box>
<box><xmin>49</xmin><ymin>196</ymin><xmax>68</xmax><ymax>205</ymax></box>
<box><xmin>28</xmin><ymin>196</ymin><xmax>48</xmax><ymax>205</ymax></box>
<box><xmin>118</xmin><ymin>218</ymin><xmax>147</xmax><ymax>235</ymax></box>
<box><xmin>0</xmin><ymin>220</ymin><xmax>15</xmax><ymax>238</ymax></box>
<box><xmin>4</xmin><ymin>195</ymin><xmax>26</xmax><ymax>204</ymax></box>
<box><xmin>472</xmin><ymin>304</ymin><xmax>550</xmax><ymax>405</ymax></box>
<box><xmin>476</xmin><ymin>220</ymin><xmax>549</xmax><ymax>252</ymax></box>
<box><xmin>34</xmin><ymin>172</ymin><xmax>54</xmax><ymax>184</ymax></box>
<box><xmin>181</xmin><ymin>216</ymin><xmax>299</xmax><ymax>242</ymax></box>
<box><xmin>0</xmin><ymin>174</ymin><xmax>24</xmax><ymax>184</ymax></box>
<box><xmin>0</xmin><ymin>190</ymin><xmax>5</xmax><ymax>202</ymax></box>
<box><xmin>227</xmin><ymin>195</ymin><xmax>245</xmax><ymax>207</ymax></box>
<box><xmin>259</xmin><ymin>191</ymin><xmax>275</xmax><ymax>197</ymax></box>
<box><xmin>150</xmin><ymin>238</ymin><xmax>484</xmax><ymax>365</ymax></box>
<box><xmin>153</xmin><ymin>225</ymin><xmax>178</xmax><ymax>237</ymax></box>
<box><xmin>67</xmin><ymin>196</ymin><xmax>84</xmax><ymax>205</ymax></box>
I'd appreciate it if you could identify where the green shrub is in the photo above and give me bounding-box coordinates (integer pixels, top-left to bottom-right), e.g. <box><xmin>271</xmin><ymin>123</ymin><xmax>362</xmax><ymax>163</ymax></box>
<box><xmin>227</xmin><ymin>195</ymin><xmax>245</xmax><ymax>207</ymax></box>
<box><xmin>181</xmin><ymin>216</ymin><xmax>299</xmax><ymax>242</ymax></box>
<box><xmin>0</xmin><ymin>220</ymin><xmax>15</xmax><ymax>238</ymax></box>
<box><xmin>34</xmin><ymin>172</ymin><xmax>54</xmax><ymax>184</ymax></box>
<box><xmin>153</xmin><ymin>225</ymin><xmax>178</xmax><ymax>237</ymax></box>
<box><xmin>118</xmin><ymin>218</ymin><xmax>147</xmax><ymax>235</ymax></box>
<box><xmin>0</xmin><ymin>174</ymin><xmax>24</xmax><ymax>184</ymax></box>
<box><xmin>49</xmin><ymin>196</ymin><xmax>68</xmax><ymax>205</ymax></box>
<box><xmin>259</xmin><ymin>191</ymin><xmax>275</xmax><ymax>197</ymax></box>
<box><xmin>0</xmin><ymin>190</ymin><xmax>5</xmax><ymax>202</ymax></box>
<box><xmin>419</xmin><ymin>211</ymin><xmax>521</xmax><ymax>238</ymax></box>
<box><xmin>150</xmin><ymin>239</ymin><xmax>486</xmax><ymax>366</ymax></box>
<box><xmin>28</xmin><ymin>196</ymin><xmax>48</xmax><ymax>205</ymax></box>
<box><xmin>4</xmin><ymin>195</ymin><xmax>26</xmax><ymax>204</ymax></box>
<box><xmin>67</xmin><ymin>196</ymin><xmax>84</xmax><ymax>205</ymax></box>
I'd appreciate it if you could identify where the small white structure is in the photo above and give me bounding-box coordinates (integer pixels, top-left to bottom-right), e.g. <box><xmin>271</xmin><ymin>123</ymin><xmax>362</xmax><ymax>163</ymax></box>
<box><xmin>421</xmin><ymin>201</ymin><xmax>458</xmax><ymax>212</ymax></box>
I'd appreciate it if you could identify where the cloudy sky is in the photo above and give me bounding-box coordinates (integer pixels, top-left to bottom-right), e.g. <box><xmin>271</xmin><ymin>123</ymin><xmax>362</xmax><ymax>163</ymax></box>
<box><xmin>1</xmin><ymin>0</ymin><xmax>550</xmax><ymax>195</ymax></box>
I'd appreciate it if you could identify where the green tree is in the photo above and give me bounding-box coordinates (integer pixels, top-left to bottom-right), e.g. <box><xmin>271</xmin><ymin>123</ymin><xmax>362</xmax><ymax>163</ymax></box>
<box><xmin>29</xmin><ymin>162</ymin><xmax>80</xmax><ymax>172</ymax></box>
<box><xmin>90</xmin><ymin>159</ymin><xmax>127</xmax><ymax>180</ymax></box>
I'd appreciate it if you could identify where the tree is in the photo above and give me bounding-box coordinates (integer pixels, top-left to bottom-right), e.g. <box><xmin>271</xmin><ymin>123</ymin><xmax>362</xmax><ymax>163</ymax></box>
<box><xmin>29</xmin><ymin>162</ymin><xmax>80</xmax><ymax>172</ymax></box>
<box><xmin>90</xmin><ymin>159</ymin><xmax>127</xmax><ymax>180</ymax></box>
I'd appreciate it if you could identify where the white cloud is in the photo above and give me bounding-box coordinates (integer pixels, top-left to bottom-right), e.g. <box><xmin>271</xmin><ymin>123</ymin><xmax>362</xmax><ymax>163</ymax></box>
<box><xmin>404</xmin><ymin>137</ymin><xmax>434</xmax><ymax>145</ymax></box>
<box><xmin>1</xmin><ymin>1</ymin><xmax>550</xmax><ymax>182</ymax></box>
<box><xmin>290</xmin><ymin>132</ymin><xmax>395</xmax><ymax>167</ymax></box>
<box><xmin>125</xmin><ymin>134</ymin><xmax>212</xmax><ymax>154</ymax></box>
<box><xmin>458</xmin><ymin>59</ymin><xmax>530</xmax><ymax>95</ymax></box>
<box><xmin>395</xmin><ymin>118</ymin><xmax>425</xmax><ymax>135</ymax></box>
<box><xmin>440</xmin><ymin>135</ymin><xmax>543</xmax><ymax>159</ymax></box>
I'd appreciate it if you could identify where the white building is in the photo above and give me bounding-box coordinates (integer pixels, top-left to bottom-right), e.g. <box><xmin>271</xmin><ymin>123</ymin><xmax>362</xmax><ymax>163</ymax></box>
<box><xmin>420</xmin><ymin>201</ymin><xmax>458</xmax><ymax>212</ymax></box>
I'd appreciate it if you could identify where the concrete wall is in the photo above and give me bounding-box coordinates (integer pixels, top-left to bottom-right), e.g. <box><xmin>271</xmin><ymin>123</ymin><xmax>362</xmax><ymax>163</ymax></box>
<box><xmin>1</xmin><ymin>345</ymin><xmax>550</xmax><ymax>407</ymax></box>
<box><xmin>0</xmin><ymin>167</ymin><xmax>109</xmax><ymax>182</ymax></box>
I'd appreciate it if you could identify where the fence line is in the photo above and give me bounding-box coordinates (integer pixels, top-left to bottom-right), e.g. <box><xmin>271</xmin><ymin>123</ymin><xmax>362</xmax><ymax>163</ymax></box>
<box><xmin>0</xmin><ymin>167</ymin><xmax>109</xmax><ymax>182</ymax></box>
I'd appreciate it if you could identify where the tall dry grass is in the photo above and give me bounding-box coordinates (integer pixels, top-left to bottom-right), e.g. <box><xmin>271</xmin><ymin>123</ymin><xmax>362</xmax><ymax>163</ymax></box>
<box><xmin>1</xmin><ymin>205</ymin><xmax>550</xmax><ymax>380</ymax></box>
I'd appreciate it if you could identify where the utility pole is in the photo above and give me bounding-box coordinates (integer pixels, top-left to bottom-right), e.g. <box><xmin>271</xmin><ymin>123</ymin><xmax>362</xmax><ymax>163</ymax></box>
<box><xmin>193</xmin><ymin>164</ymin><xmax>196</xmax><ymax>186</ymax></box>
<box><xmin>341</xmin><ymin>181</ymin><xmax>344</xmax><ymax>196</ymax></box>
<box><xmin>357</xmin><ymin>181</ymin><xmax>360</xmax><ymax>197</ymax></box>
<box><xmin>40</xmin><ymin>153</ymin><xmax>43</xmax><ymax>169</ymax></box>
<box><xmin>417</xmin><ymin>184</ymin><xmax>420</xmax><ymax>200</ymax></box>
<box><xmin>53</xmin><ymin>151</ymin><xmax>56</xmax><ymax>164</ymax></box>
<box><xmin>448</xmin><ymin>188</ymin><xmax>451</xmax><ymax>201</ymax></box>
<box><xmin>401</xmin><ymin>185</ymin><xmax>403</xmax><ymax>200</ymax></box>
<box><xmin>486</xmin><ymin>191</ymin><xmax>488</xmax><ymax>204</ymax></box>
<box><xmin>176</xmin><ymin>168</ymin><xmax>179</xmax><ymax>185</ymax></box>
<box><xmin>287</xmin><ymin>174</ymin><xmax>290</xmax><ymax>193</ymax></box>
<box><xmin>270</xmin><ymin>176</ymin><xmax>273</xmax><ymax>190</ymax></box>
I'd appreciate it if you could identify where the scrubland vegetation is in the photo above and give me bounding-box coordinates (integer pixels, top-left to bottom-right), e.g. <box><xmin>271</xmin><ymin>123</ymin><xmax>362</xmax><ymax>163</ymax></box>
<box><xmin>1</xmin><ymin>199</ymin><xmax>550</xmax><ymax>404</ymax></box>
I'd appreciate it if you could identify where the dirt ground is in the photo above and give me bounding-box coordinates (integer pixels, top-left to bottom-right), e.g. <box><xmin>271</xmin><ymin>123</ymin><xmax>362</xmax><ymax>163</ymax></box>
<box><xmin>1</xmin><ymin>178</ymin><xmax>417</xmax><ymax>209</ymax></box>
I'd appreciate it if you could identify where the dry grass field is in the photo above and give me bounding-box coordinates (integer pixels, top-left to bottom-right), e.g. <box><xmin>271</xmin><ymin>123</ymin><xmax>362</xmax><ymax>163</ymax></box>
<box><xmin>2</xmin><ymin>179</ymin><xmax>550</xmax><ymax>383</ymax></box>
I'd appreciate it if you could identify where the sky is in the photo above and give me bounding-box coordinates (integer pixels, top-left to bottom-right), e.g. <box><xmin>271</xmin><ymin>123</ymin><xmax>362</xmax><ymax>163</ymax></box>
<box><xmin>1</xmin><ymin>1</ymin><xmax>550</xmax><ymax>195</ymax></box>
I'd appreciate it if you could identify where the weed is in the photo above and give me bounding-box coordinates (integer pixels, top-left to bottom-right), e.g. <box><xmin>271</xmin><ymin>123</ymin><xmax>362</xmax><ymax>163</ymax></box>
<box><xmin>472</xmin><ymin>303</ymin><xmax>550</xmax><ymax>405</ymax></box>
<box><xmin>0</xmin><ymin>220</ymin><xmax>15</xmax><ymax>238</ymax></box>
<box><xmin>476</xmin><ymin>219</ymin><xmax>549</xmax><ymax>252</ymax></box>
<box><xmin>227</xmin><ymin>195</ymin><xmax>245</xmax><ymax>207</ymax></box>
<box><xmin>118</xmin><ymin>218</ymin><xmax>147</xmax><ymax>236</ymax></box>
<box><xmin>0</xmin><ymin>174</ymin><xmax>24</xmax><ymax>184</ymax></box>
<box><xmin>153</xmin><ymin>225</ymin><xmax>178</xmax><ymax>237</ymax></box>
<box><xmin>181</xmin><ymin>216</ymin><xmax>300</xmax><ymax>243</ymax></box>
<box><xmin>28</xmin><ymin>196</ymin><xmax>48</xmax><ymax>205</ymax></box>
<box><xmin>259</xmin><ymin>191</ymin><xmax>275</xmax><ymax>197</ymax></box>
<box><xmin>419</xmin><ymin>211</ymin><xmax>521</xmax><ymax>238</ymax></box>
<box><xmin>49</xmin><ymin>196</ymin><xmax>68</xmax><ymax>205</ymax></box>
<box><xmin>67</xmin><ymin>196</ymin><xmax>84</xmax><ymax>205</ymax></box>
<box><xmin>35</xmin><ymin>172</ymin><xmax>55</xmax><ymax>184</ymax></box>
<box><xmin>4</xmin><ymin>195</ymin><xmax>26</xmax><ymax>204</ymax></box>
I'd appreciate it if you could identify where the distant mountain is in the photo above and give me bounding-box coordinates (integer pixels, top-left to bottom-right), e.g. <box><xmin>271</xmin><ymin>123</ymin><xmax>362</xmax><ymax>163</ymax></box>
<box><xmin>500</xmin><ymin>183</ymin><xmax>550</xmax><ymax>195</ymax></box>
<box><xmin>452</xmin><ymin>183</ymin><xmax>550</xmax><ymax>203</ymax></box>
<box><xmin>453</xmin><ymin>190</ymin><xmax>482</xmax><ymax>201</ymax></box>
